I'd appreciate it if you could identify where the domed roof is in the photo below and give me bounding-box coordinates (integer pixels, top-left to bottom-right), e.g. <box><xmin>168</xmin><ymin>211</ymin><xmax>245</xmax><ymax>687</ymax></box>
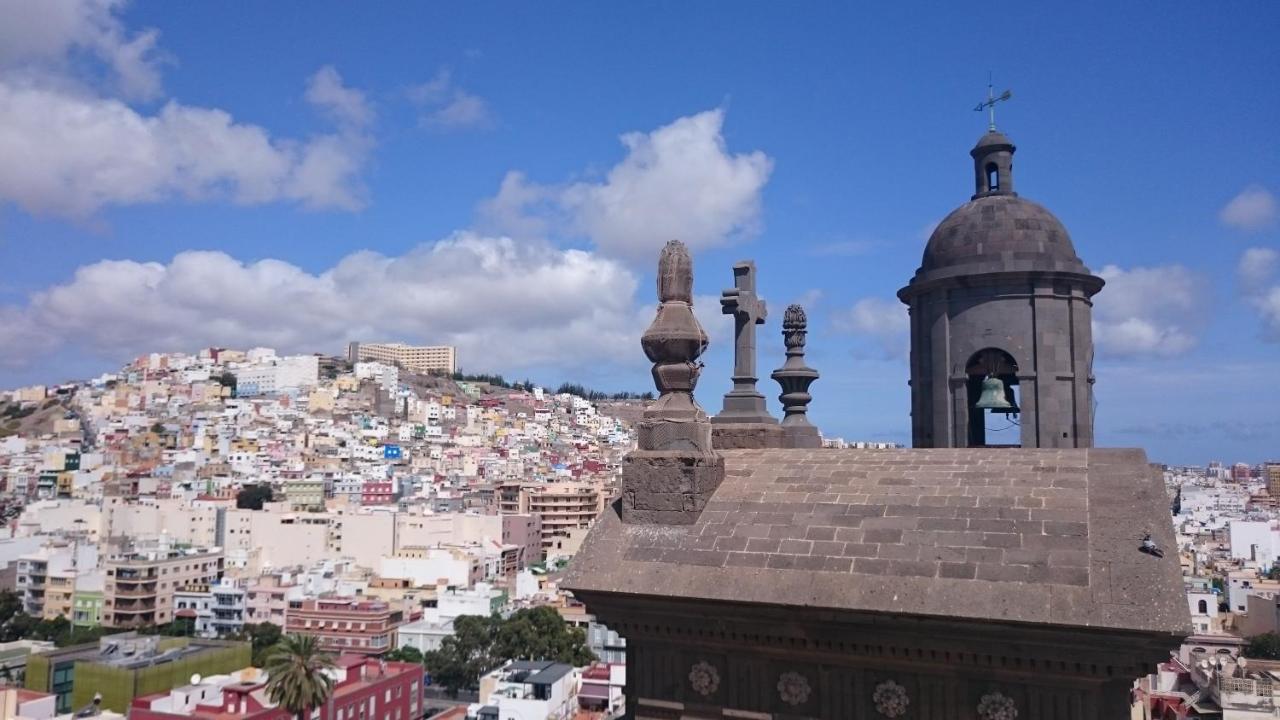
<box><xmin>901</xmin><ymin>130</ymin><xmax>1100</xmax><ymax>290</ymax></box>
<box><xmin>972</xmin><ymin>129</ymin><xmax>1014</xmax><ymax>149</ymax></box>
<box><xmin>919</xmin><ymin>194</ymin><xmax>1088</xmax><ymax>278</ymax></box>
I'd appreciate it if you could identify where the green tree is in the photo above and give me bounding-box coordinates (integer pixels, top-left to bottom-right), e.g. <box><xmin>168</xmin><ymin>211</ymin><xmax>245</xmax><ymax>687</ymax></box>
<box><xmin>1248</xmin><ymin>632</ymin><xmax>1280</xmax><ymax>660</ymax></box>
<box><xmin>0</xmin><ymin>591</ymin><xmax>28</xmax><ymax>642</ymax></box>
<box><xmin>235</xmin><ymin>622</ymin><xmax>284</xmax><ymax>667</ymax></box>
<box><xmin>264</xmin><ymin>634</ymin><xmax>335</xmax><ymax>720</ymax></box>
<box><xmin>422</xmin><ymin>609</ymin><xmax>595</xmax><ymax>697</ymax></box>
<box><xmin>216</xmin><ymin>371</ymin><xmax>238</xmax><ymax>396</ymax></box>
<box><xmin>493</xmin><ymin>607</ymin><xmax>594</xmax><ymax>666</ymax></box>
<box><xmin>236</xmin><ymin>485</ymin><xmax>275</xmax><ymax>510</ymax></box>
<box><xmin>384</xmin><ymin>645</ymin><xmax>423</xmax><ymax>664</ymax></box>
<box><xmin>423</xmin><ymin>615</ymin><xmax>500</xmax><ymax>697</ymax></box>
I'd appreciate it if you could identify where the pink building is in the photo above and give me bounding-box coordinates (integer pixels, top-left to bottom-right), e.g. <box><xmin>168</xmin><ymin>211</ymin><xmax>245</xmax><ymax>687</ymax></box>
<box><xmin>285</xmin><ymin>597</ymin><xmax>407</xmax><ymax>656</ymax></box>
<box><xmin>245</xmin><ymin>574</ymin><xmax>296</xmax><ymax>626</ymax></box>
<box><xmin>129</xmin><ymin>656</ymin><xmax>422</xmax><ymax>720</ymax></box>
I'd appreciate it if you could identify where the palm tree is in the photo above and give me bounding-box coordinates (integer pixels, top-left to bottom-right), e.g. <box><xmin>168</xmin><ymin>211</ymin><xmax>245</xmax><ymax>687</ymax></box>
<box><xmin>264</xmin><ymin>634</ymin><xmax>336</xmax><ymax>720</ymax></box>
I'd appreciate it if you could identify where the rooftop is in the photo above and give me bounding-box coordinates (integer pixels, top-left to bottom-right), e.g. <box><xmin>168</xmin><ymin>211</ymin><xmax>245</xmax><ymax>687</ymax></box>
<box><xmin>565</xmin><ymin>447</ymin><xmax>1188</xmax><ymax>636</ymax></box>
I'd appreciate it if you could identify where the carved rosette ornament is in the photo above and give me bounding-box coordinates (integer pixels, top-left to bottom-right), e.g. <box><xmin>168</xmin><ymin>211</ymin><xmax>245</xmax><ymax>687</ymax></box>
<box><xmin>977</xmin><ymin>691</ymin><xmax>1018</xmax><ymax>720</ymax></box>
<box><xmin>688</xmin><ymin>661</ymin><xmax>720</xmax><ymax>697</ymax></box>
<box><xmin>872</xmin><ymin>680</ymin><xmax>910</xmax><ymax>718</ymax></box>
<box><xmin>776</xmin><ymin>671</ymin><xmax>812</xmax><ymax>707</ymax></box>
<box><xmin>640</xmin><ymin>240</ymin><xmax>710</xmax><ymax>422</ymax></box>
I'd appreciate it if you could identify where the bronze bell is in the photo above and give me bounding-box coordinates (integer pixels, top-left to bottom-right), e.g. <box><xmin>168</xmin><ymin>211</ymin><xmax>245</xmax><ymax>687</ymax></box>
<box><xmin>974</xmin><ymin>375</ymin><xmax>1017</xmax><ymax>413</ymax></box>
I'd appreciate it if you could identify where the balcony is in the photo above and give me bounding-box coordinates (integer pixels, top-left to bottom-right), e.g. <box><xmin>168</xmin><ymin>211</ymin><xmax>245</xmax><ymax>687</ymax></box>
<box><xmin>112</xmin><ymin>600</ymin><xmax>158</xmax><ymax>612</ymax></box>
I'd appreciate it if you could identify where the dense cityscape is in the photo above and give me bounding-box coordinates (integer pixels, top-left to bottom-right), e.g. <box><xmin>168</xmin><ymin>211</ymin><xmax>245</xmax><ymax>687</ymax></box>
<box><xmin>0</xmin><ymin>344</ymin><xmax>635</xmax><ymax>718</ymax></box>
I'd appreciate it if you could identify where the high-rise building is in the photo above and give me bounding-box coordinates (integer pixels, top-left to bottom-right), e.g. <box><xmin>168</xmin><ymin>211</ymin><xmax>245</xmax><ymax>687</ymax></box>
<box><xmin>102</xmin><ymin>548</ymin><xmax>224</xmax><ymax>629</ymax></box>
<box><xmin>1266</xmin><ymin>462</ymin><xmax>1280</xmax><ymax>495</ymax></box>
<box><xmin>501</xmin><ymin>482</ymin><xmax>605</xmax><ymax>549</ymax></box>
<box><xmin>347</xmin><ymin>341</ymin><xmax>457</xmax><ymax>374</ymax></box>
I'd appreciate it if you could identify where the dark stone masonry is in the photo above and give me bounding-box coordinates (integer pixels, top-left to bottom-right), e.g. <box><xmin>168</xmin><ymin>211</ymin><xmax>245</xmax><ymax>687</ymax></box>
<box><xmin>564</xmin><ymin>128</ymin><xmax>1188</xmax><ymax>719</ymax></box>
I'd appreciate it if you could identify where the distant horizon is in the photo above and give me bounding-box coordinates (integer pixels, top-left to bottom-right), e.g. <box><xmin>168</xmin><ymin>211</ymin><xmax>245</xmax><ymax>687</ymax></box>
<box><xmin>5</xmin><ymin>342</ymin><xmax>1277</xmax><ymax>468</ymax></box>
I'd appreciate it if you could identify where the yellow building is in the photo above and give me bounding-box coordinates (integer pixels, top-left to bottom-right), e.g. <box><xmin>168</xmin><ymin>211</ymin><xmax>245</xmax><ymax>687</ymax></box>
<box><xmin>42</xmin><ymin>571</ymin><xmax>75</xmax><ymax>620</ymax></box>
<box><xmin>348</xmin><ymin>342</ymin><xmax>457</xmax><ymax>374</ymax></box>
<box><xmin>308</xmin><ymin>387</ymin><xmax>336</xmax><ymax>411</ymax></box>
<box><xmin>1267</xmin><ymin>462</ymin><xmax>1280</xmax><ymax>495</ymax></box>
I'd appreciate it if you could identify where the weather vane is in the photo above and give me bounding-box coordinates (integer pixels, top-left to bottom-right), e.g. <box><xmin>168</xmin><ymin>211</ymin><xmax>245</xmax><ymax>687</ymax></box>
<box><xmin>974</xmin><ymin>72</ymin><xmax>1012</xmax><ymax>131</ymax></box>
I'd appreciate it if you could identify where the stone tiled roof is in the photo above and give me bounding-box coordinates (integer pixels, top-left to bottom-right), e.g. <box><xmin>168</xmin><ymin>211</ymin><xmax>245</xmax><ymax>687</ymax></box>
<box><xmin>564</xmin><ymin>448</ymin><xmax>1188</xmax><ymax>636</ymax></box>
<box><xmin>910</xmin><ymin>194</ymin><xmax>1094</xmax><ymax>284</ymax></box>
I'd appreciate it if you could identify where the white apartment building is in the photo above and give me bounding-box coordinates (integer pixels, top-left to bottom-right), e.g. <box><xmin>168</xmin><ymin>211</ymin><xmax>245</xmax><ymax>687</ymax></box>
<box><xmin>476</xmin><ymin>660</ymin><xmax>579</xmax><ymax>720</ymax></box>
<box><xmin>232</xmin><ymin>355</ymin><xmax>319</xmax><ymax>396</ymax></box>
<box><xmin>174</xmin><ymin>580</ymin><xmax>247</xmax><ymax>638</ymax></box>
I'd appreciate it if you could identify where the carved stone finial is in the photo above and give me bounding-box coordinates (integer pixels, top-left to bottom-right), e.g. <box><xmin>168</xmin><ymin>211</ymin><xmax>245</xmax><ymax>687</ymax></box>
<box><xmin>624</xmin><ymin>240</ymin><xmax>723</xmax><ymax>526</ymax></box>
<box><xmin>656</xmin><ymin>239</ymin><xmax>693</xmax><ymax>304</ymax></box>
<box><xmin>771</xmin><ymin>303</ymin><xmax>820</xmax><ymax>446</ymax></box>
<box><xmin>639</xmin><ymin>240</ymin><xmax>709</xmax><ymax>424</ymax></box>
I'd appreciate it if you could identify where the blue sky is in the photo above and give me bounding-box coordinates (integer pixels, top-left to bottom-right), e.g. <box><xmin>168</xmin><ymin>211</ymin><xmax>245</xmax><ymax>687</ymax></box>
<box><xmin>0</xmin><ymin>1</ymin><xmax>1277</xmax><ymax>465</ymax></box>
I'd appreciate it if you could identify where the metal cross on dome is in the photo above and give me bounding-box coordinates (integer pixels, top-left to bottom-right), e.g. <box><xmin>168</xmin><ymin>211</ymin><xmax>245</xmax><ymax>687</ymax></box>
<box><xmin>973</xmin><ymin>74</ymin><xmax>1013</xmax><ymax>131</ymax></box>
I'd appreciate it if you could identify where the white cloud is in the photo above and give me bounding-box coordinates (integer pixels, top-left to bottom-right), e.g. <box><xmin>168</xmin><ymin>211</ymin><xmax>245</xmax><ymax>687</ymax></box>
<box><xmin>484</xmin><ymin>109</ymin><xmax>772</xmax><ymax>263</ymax></box>
<box><xmin>0</xmin><ymin>80</ymin><xmax>372</xmax><ymax>216</ymax></box>
<box><xmin>0</xmin><ymin>3</ymin><xmax>373</xmax><ymax>218</ymax></box>
<box><xmin>1092</xmin><ymin>264</ymin><xmax>1204</xmax><ymax>357</ymax></box>
<box><xmin>409</xmin><ymin>69</ymin><xmax>492</xmax><ymax>130</ymax></box>
<box><xmin>833</xmin><ymin>297</ymin><xmax>908</xmax><ymax>359</ymax></box>
<box><xmin>1239</xmin><ymin>247</ymin><xmax>1280</xmax><ymax>340</ymax></box>
<box><xmin>305</xmin><ymin>65</ymin><xmax>373</xmax><ymax>129</ymax></box>
<box><xmin>0</xmin><ymin>233</ymin><xmax>648</xmax><ymax>373</ymax></box>
<box><xmin>1220</xmin><ymin>186</ymin><xmax>1278</xmax><ymax>231</ymax></box>
<box><xmin>0</xmin><ymin>0</ymin><xmax>164</xmax><ymax>100</ymax></box>
<box><xmin>793</xmin><ymin>289</ymin><xmax>824</xmax><ymax>309</ymax></box>
<box><xmin>1239</xmin><ymin>247</ymin><xmax>1279</xmax><ymax>292</ymax></box>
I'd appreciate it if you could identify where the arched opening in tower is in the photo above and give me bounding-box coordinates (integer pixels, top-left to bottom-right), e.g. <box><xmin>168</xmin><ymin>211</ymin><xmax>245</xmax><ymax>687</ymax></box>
<box><xmin>985</xmin><ymin>162</ymin><xmax>999</xmax><ymax>193</ymax></box>
<box><xmin>965</xmin><ymin>348</ymin><xmax>1020</xmax><ymax>448</ymax></box>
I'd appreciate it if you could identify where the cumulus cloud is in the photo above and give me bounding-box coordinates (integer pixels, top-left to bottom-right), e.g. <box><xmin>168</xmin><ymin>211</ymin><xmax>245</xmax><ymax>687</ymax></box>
<box><xmin>409</xmin><ymin>69</ymin><xmax>492</xmax><ymax>130</ymax></box>
<box><xmin>1092</xmin><ymin>264</ymin><xmax>1205</xmax><ymax>357</ymax></box>
<box><xmin>833</xmin><ymin>297</ymin><xmax>908</xmax><ymax>359</ymax></box>
<box><xmin>482</xmin><ymin>109</ymin><xmax>772</xmax><ymax>262</ymax></box>
<box><xmin>305</xmin><ymin>65</ymin><xmax>373</xmax><ymax>129</ymax></box>
<box><xmin>1239</xmin><ymin>247</ymin><xmax>1280</xmax><ymax>340</ymax></box>
<box><xmin>1220</xmin><ymin>186</ymin><xmax>1278</xmax><ymax>231</ymax></box>
<box><xmin>0</xmin><ymin>0</ymin><xmax>164</xmax><ymax>100</ymax></box>
<box><xmin>0</xmin><ymin>234</ymin><xmax>648</xmax><ymax>373</ymax></box>
<box><xmin>0</xmin><ymin>80</ymin><xmax>372</xmax><ymax>216</ymax></box>
<box><xmin>0</xmin><ymin>3</ymin><xmax>373</xmax><ymax>218</ymax></box>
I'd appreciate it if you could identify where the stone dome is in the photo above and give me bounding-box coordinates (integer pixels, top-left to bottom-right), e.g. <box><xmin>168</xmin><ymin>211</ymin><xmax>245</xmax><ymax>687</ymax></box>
<box><xmin>919</xmin><ymin>194</ymin><xmax>1089</xmax><ymax>278</ymax></box>
<box><xmin>903</xmin><ymin>130</ymin><xmax>1098</xmax><ymax>286</ymax></box>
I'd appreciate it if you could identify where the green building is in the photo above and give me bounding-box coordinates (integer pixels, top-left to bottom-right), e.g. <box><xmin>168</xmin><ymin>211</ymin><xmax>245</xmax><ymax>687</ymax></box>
<box><xmin>71</xmin><ymin>590</ymin><xmax>103</xmax><ymax>628</ymax></box>
<box><xmin>284</xmin><ymin>478</ymin><xmax>325</xmax><ymax>511</ymax></box>
<box><xmin>24</xmin><ymin>633</ymin><xmax>250</xmax><ymax>714</ymax></box>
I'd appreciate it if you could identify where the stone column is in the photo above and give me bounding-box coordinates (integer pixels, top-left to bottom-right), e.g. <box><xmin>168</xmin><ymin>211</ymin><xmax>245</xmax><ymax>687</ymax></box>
<box><xmin>623</xmin><ymin>240</ymin><xmax>724</xmax><ymax>525</ymax></box>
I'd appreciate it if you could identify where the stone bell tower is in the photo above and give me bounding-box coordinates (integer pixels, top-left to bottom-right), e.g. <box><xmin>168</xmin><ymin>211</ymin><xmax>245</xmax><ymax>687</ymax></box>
<box><xmin>898</xmin><ymin>129</ymin><xmax>1105</xmax><ymax>449</ymax></box>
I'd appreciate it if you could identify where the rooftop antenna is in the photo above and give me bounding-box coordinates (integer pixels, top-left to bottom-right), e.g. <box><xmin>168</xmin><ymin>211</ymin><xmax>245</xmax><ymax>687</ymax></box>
<box><xmin>973</xmin><ymin>72</ymin><xmax>1013</xmax><ymax>131</ymax></box>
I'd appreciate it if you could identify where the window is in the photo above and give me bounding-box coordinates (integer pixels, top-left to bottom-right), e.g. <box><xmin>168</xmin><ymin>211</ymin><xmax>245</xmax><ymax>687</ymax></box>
<box><xmin>985</xmin><ymin>162</ymin><xmax>999</xmax><ymax>192</ymax></box>
<box><xmin>1198</xmin><ymin>599</ymin><xmax>1208</xmax><ymax>614</ymax></box>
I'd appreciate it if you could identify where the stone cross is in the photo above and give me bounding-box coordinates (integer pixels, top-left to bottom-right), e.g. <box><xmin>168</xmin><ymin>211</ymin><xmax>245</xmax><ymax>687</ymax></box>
<box><xmin>713</xmin><ymin>261</ymin><xmax>776</xmax><ymax>425</ymax></box>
